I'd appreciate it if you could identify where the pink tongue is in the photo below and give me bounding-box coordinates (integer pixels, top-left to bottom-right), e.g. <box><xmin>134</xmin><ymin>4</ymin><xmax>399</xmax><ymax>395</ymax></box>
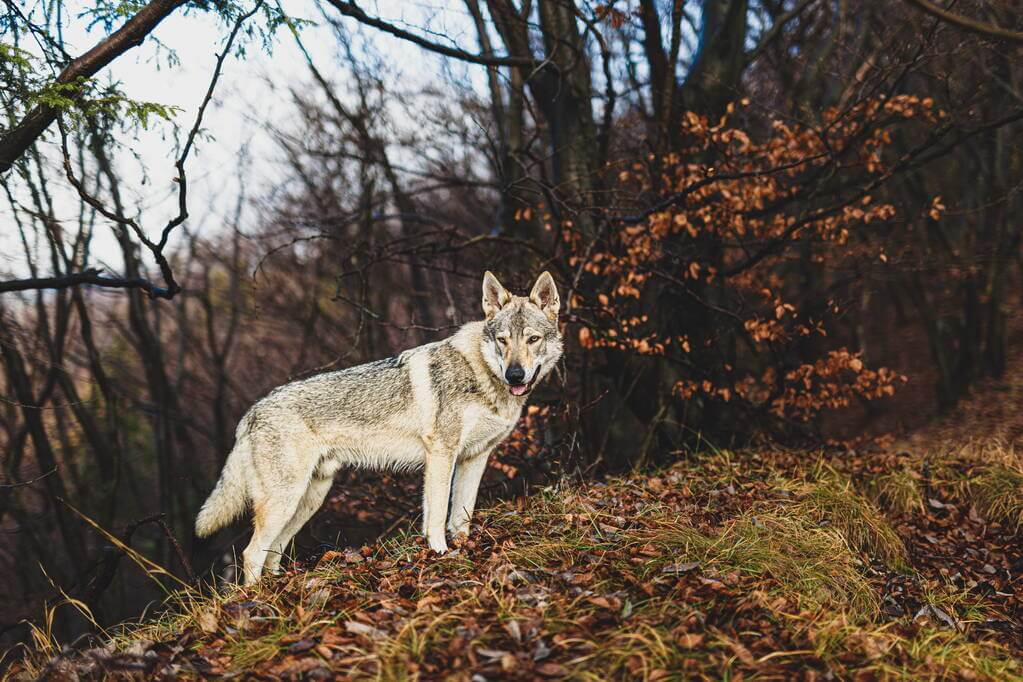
<box><xmin>510</xmin><ymin>384</ymin><xmax>528</xmax><ymax>396</ymax></box>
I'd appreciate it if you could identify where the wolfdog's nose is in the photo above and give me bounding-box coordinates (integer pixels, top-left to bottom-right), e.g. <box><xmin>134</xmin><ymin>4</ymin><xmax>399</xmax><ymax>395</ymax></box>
<box><xmin>505</xmin><ymin>364</ymin><xmax>526</xmax><ymax>384</ymax></box>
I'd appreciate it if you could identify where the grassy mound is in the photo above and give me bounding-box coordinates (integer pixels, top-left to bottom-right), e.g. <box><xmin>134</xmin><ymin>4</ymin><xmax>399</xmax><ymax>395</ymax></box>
<box><xmin>795</xmin><ymin>467</ymin><xmax>909</xmax><ymax>571</ymax></box>
<box><xmin>8</xmin><ymin>450</ymin><xmax>1023</xmax><ymax>680</ymax></box>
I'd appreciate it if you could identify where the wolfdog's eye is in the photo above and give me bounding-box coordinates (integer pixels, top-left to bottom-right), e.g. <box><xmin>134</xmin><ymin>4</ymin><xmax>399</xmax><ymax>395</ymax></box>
<box><xmin>497</xmin><ymin>337</ymin><xmax>508</xmax><ymax>345</ymax></box>
<box><xmin>528</xmin><ymin>335</ymin><xmax>541</xmax><ymax>344</ymax></box>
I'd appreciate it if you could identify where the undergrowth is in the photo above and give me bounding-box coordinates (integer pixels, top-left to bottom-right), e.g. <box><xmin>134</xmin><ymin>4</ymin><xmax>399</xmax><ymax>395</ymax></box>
<box><xmin>6</xmin><ymin>447</ymin><xmax>1022</xmax><ymax>681</ymax></box>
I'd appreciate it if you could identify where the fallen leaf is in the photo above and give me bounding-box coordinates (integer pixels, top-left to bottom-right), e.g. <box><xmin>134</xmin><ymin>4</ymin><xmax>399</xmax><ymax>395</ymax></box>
<box><xmin>476</xmin><ymin>648</ymin><xmax>510</xmax><ymax>659</ymax></box>
<box><xmin>536</xmin><ymin>662</ymin><xmax>568</xmax><ymax>677</ymax></box>
<box><xmin>503</xmin><ymin>619</ymin><xmax>522</xmax><ymax>642</ymax></box>
<box><xmin>345</xmin><ymin>621</ymin><xmax>387</xmax><ymax>640</ymax></box>
<box><xmin>197</xmin><ymin>610</ymin><xmax>218</xmax><ymax>635</ymax></box>
<box><xmin>730</xmin><ymin>641</ymin><xmax>756</xmax><ymax>665</ymax></box>
<box><xmin>677</xmin><ymin>633</ymin><xmax>704</xmax><ymax>649</ymax></box>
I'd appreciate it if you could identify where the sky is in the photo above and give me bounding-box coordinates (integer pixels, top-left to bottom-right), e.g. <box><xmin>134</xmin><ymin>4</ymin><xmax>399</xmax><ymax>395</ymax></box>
<box><xmin>3</xmin><ymin>0</ymin><xmax>489</xmax><ymax>279</ymax></box>
<box><xmin>106</xmin><ymin>1</ymin><xmax>487</xmax><ymax>217</ymax></box>
<box><xmin>6</xmin><ymin>1</ymin><xmax>702</xmax><ymax>282</ymax></box>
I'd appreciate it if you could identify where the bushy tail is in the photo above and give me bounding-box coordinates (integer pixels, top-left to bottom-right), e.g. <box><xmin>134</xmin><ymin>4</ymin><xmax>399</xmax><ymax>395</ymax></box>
<box><xmin>195</xmin><ymin>435</ymin><xmax>250</xmax><ymax>537</ymax></box>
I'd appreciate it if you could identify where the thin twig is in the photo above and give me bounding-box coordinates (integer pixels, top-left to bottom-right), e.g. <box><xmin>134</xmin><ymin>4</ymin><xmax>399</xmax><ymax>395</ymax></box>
<box><xmin>902</xmin><ymin>0</ymin><xmax>1023</xmax><ymax>44</ymax></box>
<box><xmin>156</xmin><ymin>515</ymin><xmax>197</xmax><ymax>584</ymax></box>
<box><xmin>0</xmin><ymin>467</ymin><xmax>56</xmax><ymax>489</ymax></box>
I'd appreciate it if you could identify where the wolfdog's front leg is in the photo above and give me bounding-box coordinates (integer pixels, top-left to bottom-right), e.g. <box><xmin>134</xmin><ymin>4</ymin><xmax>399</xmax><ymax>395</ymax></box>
<box><xmin>448</xmin><ymin>451</ymin><xmax>491</xmax><ymax>538</ymax></box>
<box><xmin>422</xmin><ymin>450</ymin><xmax>457</xmax><ymax>553</ymax></box>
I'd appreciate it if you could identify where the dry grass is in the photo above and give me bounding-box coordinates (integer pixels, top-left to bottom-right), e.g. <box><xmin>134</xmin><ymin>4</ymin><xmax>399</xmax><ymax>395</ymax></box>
<box><xmin>809</xmin><ymin>617</ymin><xmax>1022</xmax><ymax>681</ymax></box>
<box><xmin>7</xmin><ymin>450</ymin><xmax>1022</xmax><ymax>681</ymax></box>
<box><xmin>795</xmin><ymin>466</ymin><xmax>909</xmax><ymax>570</ymax></box>
<box><xmin>648</xmin><ymin>509</ymin><xmax>880</xmax><ymax>619</ymax></box>
<box><xmin>865</xmin><ymin>464</ymin><xmax>925</xmax><ymax>515</ymax></box>
<box><xmin>923</xmin><ymin>440</ymin><xmax>1023</xmax><ymax>530</ymax></box>
<box><xmin>966</xmin><ymin>464</ymin><xmax>1023</xmax><ymax>530</ymax></box>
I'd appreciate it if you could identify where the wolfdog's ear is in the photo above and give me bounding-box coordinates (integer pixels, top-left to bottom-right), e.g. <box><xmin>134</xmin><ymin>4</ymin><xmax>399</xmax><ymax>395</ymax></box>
<box><xmin>482</xmin><ymin>271</ymin><xmax>511</xmax><ymax>319</ymax></box>
<box><xmin>529</xmin><ymin>271</ymin><xmax>560</xmax><ymax>322</ymax></box>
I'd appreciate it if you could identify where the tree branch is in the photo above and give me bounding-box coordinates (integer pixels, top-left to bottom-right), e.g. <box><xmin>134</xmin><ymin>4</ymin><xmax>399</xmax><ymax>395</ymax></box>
<box><xmin>0</xmin><ymin>0</ymin><xmax>186</xmax><ymax>174</ymax></box>
<box><xmin>0</xmin><ymin>467</ymin><xmax>56</xmax><ymax>489</ymax></box>
<box><xmin>322</xmin><ymin>0</ymin><xmax>541</xmax><ymax>68</ymax></box>
<box><xmin>161</xmin><ymin>0</ymin><xmax>266</xmax><ymax>251</ymax></box>
<box><xmin>745</xmin><ymin>0</ymin><xmax>819</xmax><ymax>65</ymax></box>
<box><xmin>0</xmin><ymin>1</ymin><xmax>264</xmax><ymax>301</ymax></box>
<box><xmin>902</xmin><ymin>0</ymin><xmax>1023</xmax><ymax>44</ymax></box>
<box><xmin>615</xmin><ymin>152</ymin><xmax>830</xmax><ymax>225</ymax></box>
<box><xmin>0</xmin><ymin>267</ymin><xmax>171</xmax><ymax>297</ymax></box>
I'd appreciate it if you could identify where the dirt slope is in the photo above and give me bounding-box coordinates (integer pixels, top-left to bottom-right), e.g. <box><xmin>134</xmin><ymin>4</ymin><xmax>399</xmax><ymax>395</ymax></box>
<box><xmin>10</xmin><ymin>444</ymin><xmax>1022</xmax><ymax>681</ymax></box>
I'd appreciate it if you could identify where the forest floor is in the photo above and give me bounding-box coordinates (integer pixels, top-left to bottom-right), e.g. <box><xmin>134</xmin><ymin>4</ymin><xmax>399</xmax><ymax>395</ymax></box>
<box><xmin>9</xmin><ymin>432</ymin><xmax>1023</xmax><ymax>680</ymax></box>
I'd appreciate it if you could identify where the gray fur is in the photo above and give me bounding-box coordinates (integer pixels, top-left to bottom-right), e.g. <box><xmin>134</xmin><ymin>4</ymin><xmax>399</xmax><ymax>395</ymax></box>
<box><xmin>195</xmin><ymin>271</ymin><xmax>563</xmax><ymax>584</ymax></box>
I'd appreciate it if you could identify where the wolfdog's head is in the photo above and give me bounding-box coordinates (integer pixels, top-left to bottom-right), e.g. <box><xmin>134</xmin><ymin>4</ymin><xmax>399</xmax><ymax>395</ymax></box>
<box><xmin>480</xmin><ymin>271</ymin><xmax>564</xmax><ymax>397</ymax></box>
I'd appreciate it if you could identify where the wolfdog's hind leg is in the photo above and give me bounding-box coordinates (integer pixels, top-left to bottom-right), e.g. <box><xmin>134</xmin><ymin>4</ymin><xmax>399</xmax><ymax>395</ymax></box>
<box><xmin>242</xmin><ymin>488</ymin><xmax>305</xmax><ymax>585</ymax></box>
<box><xmin>264</xmin><ymin>476</ymin><xmax>334</xmax><ymax>575</ymax></box>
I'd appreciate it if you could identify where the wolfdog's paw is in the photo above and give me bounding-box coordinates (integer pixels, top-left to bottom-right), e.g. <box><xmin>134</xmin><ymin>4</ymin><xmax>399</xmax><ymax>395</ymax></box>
<box><xmin>428</xmin><ymin>536</ymin><xmax>449</xmax><ymax>553</ymax></box>
<box><xmin>447</xmin><ymin>523</ymin><xmax>469</xmax><ymax>538</ymax></box>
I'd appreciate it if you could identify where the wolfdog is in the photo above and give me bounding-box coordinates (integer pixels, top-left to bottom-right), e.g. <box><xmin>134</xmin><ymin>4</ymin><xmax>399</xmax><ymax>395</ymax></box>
<box><xmin>195</xmin><ymin>271</ymin><xmax>562</xmax><ymax>584</ymax></box>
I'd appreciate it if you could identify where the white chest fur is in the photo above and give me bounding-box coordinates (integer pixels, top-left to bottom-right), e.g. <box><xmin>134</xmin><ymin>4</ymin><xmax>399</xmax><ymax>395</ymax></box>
<box><xmin>457</xmin><ymin>404</ymin><xmax>520</xmax><ymax>459</ymax></box>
